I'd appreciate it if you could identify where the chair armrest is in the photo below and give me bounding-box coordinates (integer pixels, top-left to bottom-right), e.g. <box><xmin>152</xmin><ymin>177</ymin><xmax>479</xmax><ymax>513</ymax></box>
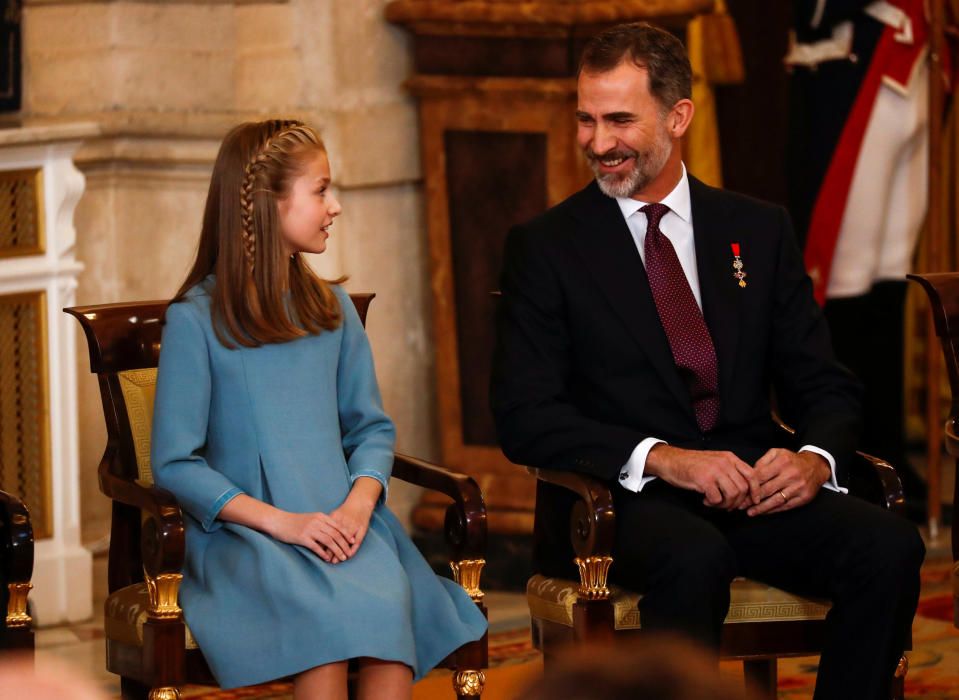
<box><xmin>99</xmin><ymin>471</ymin><xmax>185</xmax><ymax>578</ymax></box>
<box><xmin>527</xmin><ymin>467</ymin><xmax>616</xmax><ymax>560</ymax></box>
<box><xmin>391</xmin><ymin>453</ymin><xmax>487</xmax><ymax>561</ymax></box>
<box><xmin>852</xmin><ymin>451</ymin><xmax>904</xmax><ymax>514</ymax></box>
<box><xmin>773</xmin><ymin>413</ymin><xmax>905</xmax><ymax>513</ymax></box>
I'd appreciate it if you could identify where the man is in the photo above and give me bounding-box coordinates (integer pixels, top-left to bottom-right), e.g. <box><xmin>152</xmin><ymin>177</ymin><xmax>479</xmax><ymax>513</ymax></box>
<box><xmin>491</xmin><ymin>22</ymin><xmax>923</xmax><ymax>699</ymax></box>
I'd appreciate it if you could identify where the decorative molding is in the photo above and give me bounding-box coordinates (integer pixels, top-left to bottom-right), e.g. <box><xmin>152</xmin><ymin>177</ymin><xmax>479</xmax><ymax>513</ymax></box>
<box><xmin>0</xmin><ymin>125</ymin><xmax>91</xmax><ymax>625</ymax></box>
<box><xmin>386</xmin><ymin>0</ymin><xmax>714</xmax><ymax>27</ymax></box>
<box><xmin>26</xmin><ymin>0</ymin><xmax>285</xmax><ymax>5</ymax></box>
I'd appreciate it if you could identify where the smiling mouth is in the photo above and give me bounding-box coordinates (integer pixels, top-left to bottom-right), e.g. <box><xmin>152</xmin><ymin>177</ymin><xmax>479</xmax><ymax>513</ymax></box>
<box><xmin>601</xmin><ymin>156</ymin><xmax>628</xmax><ymax>167</ymax></box>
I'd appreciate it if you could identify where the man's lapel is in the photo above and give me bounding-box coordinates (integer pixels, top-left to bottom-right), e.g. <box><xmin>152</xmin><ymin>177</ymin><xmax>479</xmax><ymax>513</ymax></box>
<box><xmin>568</xmin><ymin>182</ymin><xmax>696</xmax><ymax>419</ymax></box>
<box><xmin>689</xmin><ymin>175</ymin><xmax>742</xmax><ymax>405</ymax></box>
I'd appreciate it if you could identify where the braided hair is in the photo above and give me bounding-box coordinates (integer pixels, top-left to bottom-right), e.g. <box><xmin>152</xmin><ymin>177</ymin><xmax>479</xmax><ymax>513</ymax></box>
<box><xmin>172</xmin><ymin>120</ymin><xmax>345</xmax><ymax>348</ymax></box>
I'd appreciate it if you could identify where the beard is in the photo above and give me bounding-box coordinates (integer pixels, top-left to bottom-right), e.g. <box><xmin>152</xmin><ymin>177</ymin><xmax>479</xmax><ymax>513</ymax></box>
<box><xmin>585</xmin><ymin>128</ymin><xmax>673</xmax><ymax>199</ymax></box>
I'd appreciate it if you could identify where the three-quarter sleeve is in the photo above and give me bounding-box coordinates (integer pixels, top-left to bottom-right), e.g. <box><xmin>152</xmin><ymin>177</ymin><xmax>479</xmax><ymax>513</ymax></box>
<box><xmin>334</xmin><ymin>288</ymin><xmax>396</xmax><ymax>501</ymax></box>
<box><xmin>151</xmin><ymin>301</ymin><xmax>243</xmax><ymax>532</ymax></box>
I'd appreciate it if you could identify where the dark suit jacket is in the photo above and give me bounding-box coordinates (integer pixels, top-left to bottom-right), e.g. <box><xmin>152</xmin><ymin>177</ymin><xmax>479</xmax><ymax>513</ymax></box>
<box><xmin>490</xmin><ymin>175</ymin><xmax>862</xmax><ymax>574</ymax></box>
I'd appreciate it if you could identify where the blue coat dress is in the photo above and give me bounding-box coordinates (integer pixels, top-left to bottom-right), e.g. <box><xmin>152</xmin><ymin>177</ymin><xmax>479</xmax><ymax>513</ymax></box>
<box><xmin>150</xmin><ymin>278</ymin><xmax>487</xmax><ymax>688</ymax></box>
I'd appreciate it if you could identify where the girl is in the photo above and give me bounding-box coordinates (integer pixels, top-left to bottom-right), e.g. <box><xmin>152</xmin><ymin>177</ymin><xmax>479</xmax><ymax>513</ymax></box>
<box><xmin>151</xmin><ymin>120</ymin><xmax>487</xmax><ymax>699</ymax></box>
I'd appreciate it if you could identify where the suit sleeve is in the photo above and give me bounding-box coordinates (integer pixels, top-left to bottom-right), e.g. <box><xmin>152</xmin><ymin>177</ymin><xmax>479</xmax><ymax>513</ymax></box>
<box><xmin>335</xmin><ymin>288</ymin><xmax>396</xmax><ymax>501</ymax></box>
<box><xmin>769</xmin><ymin>207</ymin><xmax>862</xmax><ymax>484</ymax></box>
<box><xmin>151</xmin><ymin>302</ymin><xmax>243</xmax><ymax>533</ymax></box>
<box><xmin>491</xmin><ymin>224</ymin><xmax>648</xmax><ymax>481</ymax></box>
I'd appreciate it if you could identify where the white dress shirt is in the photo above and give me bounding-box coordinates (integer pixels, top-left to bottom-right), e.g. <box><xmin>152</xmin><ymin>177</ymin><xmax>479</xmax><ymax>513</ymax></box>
<box><xmin>615</xmin><ymin>165</ymin><xmax>847</xmax><ymax>495</ymax></box>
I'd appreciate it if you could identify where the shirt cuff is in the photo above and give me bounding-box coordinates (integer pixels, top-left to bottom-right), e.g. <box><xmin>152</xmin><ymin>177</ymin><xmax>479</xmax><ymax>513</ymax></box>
<box><xmin>203</xmin><ymin>486</ymin><xmax>244</xmax><ymax>533</ymax></box>
<box><xmin>618</xmin><ymin>438</ymin><xmax>666</xmax><ymax>493</ymax></box>
<box><xmin>799</xmin><ymin>445</ymin><xmax>848</xmax><ymax>494</ymax></box>
<box><xmin>350</xmin><ymin>470</ymin><xmax>389</xmax><ymax>503</ymax></box>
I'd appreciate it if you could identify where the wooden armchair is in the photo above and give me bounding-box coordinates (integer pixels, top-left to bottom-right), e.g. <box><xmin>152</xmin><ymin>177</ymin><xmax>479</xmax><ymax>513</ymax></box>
<box><xmin>65</xmin><ymin>296</ymin><xmax>488</xmax><ymax>700</ymax></box>
<box><xmin>0</xmin><ymin>487</ymin><xmax>34</xmax><ymax>652</ymax></box>
<box><xmin>907</xmin><ymin>272</ymin><xmax>959</xmax><ymax>630</ymax></box>
<box><xmin>524</xmin><ymin>443</ymin><xmax>909</xmax><ymax>700</ymax></box>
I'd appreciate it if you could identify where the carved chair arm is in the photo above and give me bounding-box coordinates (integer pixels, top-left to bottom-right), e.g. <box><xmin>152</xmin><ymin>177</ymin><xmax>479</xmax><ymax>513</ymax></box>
<box><xmin>944</xmin><ymin>416</ymin><xmax>959</xmax><ymax>458</ymax></box>
<box><xmin>391</xmin><ymin>453</ymin><xmax>487</xmax><ymax>601</ymax></box>
<box><xmin>527</xmin><ymin>467</ymin><xmax>616</xmax><ymax>559</ymax></box>
<box><xmin>527</xmin><ymin>467</ymin><xmax>616</xmax><ymax>600</ymax></box>
<box><xmin>852</xmin><ymin>451</ymin><xmax>904</xmax><ymax>513</ymax></box>
<box><xmin>0</xmin><ymin>489</ymin><xmax>34</xmax><ymax>629</ymax></box>
<box><xmin>99</xmin><ymin>471</ymin><xmax>185</xmax><ymax>579</ymax></box>
<box><xmin>772</xmin><ymin>413</ymin><xmax>904</xmax><ymax>512</ymax></box>
<box><xmin>391</xmin><ymin>453</ymin><xmax>487</xmax><ymax>559</ymax></box>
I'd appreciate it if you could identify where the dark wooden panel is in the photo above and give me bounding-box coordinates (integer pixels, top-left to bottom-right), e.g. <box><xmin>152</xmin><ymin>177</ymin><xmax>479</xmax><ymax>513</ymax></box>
<box><xmin>445</xmin><ymin>130</ymin><xmax>548</xmax><ymax>446</ymax></box>
<box><xmin>0</xmin><ymin>3</ymin><xmax>20</xmax><ymax>113</ymax></box>
<box><xmin>415</xmin><ymin>35</ymin><xmax>575</xmax><ymax>77</ymax></box>
<box><xmin>714</xmin><ymin>0</ymin><xmax>791</xmax><ymax>206</ymax></box>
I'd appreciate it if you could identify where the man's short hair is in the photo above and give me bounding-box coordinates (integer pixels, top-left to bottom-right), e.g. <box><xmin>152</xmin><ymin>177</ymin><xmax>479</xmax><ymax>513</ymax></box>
<box><xmin>579</xmin><ymin>22</ymin><xmax>693</xmax><ymax>112</ymax></box>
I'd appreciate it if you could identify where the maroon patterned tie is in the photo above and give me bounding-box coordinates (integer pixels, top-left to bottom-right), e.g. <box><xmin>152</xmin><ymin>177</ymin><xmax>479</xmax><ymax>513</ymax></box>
<box><xmin>641</xmin><ymin>203</ymin><xmax>720</xmax><ymax>432</ymax></box>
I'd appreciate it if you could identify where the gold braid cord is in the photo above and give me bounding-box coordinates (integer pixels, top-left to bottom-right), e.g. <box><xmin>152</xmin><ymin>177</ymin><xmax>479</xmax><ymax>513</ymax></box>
<box><xmin>5</xmin><ymin>582</ymin><xmax>32</xmax><ymax>628</ymax></box>
<box><xmin>453</xmin><ymin>669</ymin><xmax>486</xmax><ymax>697</ymax></box>
<box><xmin>450</xmin><ymin>559</ymin><xmax>485</xmax><ymax>601</ymax></box>
<box><xmin>574</xmin><ymin>555</ymin><xmax>613</xmax><ymax>600</ymax></box>
<box><xmin>148</xmin><ymin>688</ymin><xmax>180</xmax><ymax>700</ymax></box>
<box><xmin>145</xmin><ymin>572</ymin><xmax>182</xmax><ymax>620</ymax></box>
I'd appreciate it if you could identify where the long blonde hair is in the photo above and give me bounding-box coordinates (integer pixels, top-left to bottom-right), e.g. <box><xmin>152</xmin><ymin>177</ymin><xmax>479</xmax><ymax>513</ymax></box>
<box><xmin>173</xmin><ymin>120</ymin><xmax>345</xmax><ymax>347</ymax></box>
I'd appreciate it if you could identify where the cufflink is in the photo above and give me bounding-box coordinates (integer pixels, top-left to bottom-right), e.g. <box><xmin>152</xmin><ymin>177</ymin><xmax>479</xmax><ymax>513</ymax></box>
<box><xmin>619</xmin><ymin>472</ymin><xmax>628</xmax><ymax>481</ymax></box>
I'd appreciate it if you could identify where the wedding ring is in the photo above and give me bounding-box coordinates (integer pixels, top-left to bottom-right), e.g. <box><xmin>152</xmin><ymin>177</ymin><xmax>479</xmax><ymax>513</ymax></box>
<box><xmin>778</xmin><ymin>490</ymin><xmax>788</xmax><ymax>503</ymax></box>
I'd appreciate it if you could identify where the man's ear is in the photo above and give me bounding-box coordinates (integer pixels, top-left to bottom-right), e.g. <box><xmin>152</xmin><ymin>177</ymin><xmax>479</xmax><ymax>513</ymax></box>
<box><xmin>668</xmin><ymin>99</ymin><xmax>695</xmax><ymax>139</ymax></box>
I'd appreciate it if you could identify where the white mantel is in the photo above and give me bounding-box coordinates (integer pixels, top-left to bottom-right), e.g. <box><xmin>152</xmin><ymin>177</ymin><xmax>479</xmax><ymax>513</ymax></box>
<box><xmin>0</xmin><ymin>122</ymin><xmax>99</xmax><ymax>625</ymax></box>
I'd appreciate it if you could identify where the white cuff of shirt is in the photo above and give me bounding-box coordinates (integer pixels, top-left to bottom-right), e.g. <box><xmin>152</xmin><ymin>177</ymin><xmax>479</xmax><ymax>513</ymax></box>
<box><xmin>618</xmin><ymin>437</ymin><xmax>665</xmax><ymax>493</ymax></box>
<box><xmin>799</xmin><ymin>445</ymin><xmax>848</xmax><ymax>494</ymax></box>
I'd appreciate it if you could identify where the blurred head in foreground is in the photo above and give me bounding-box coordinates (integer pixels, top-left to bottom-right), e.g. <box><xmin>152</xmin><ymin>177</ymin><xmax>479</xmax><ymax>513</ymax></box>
<box><xmin>0</xmin><ymin>655</ymin><xmax>107</xmax><ymax>700</ymax></box>
<box><xmin>519</xmin><ymin>636</ymin><xmax>750</xmax><ymax>700</ymax></box>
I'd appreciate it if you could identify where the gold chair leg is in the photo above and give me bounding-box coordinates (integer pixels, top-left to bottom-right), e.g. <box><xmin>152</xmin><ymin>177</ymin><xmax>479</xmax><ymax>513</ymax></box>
<box><xmin>147</xmin><ymin>688</ymin><xmax>180</xmax><ymax>700</ymax></box>
<box><xmin>453</xmin><ymin>669</ymin><xmax>486</xmax><ymax>699</ymax></box>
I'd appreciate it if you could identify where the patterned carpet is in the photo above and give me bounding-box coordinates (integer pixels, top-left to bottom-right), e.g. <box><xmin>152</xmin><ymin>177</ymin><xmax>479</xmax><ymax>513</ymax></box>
<box><xmin>179</xmin><ymin>557</ymin><xmax>959</xmax><ymax>699</ymax></box>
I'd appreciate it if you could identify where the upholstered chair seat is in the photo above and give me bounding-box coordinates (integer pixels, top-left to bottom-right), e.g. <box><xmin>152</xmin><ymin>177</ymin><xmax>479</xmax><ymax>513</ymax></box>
<box><xmin>526</xmin><ymin>574</ymin><xmax>830</xmax><ymax>632</ymax></box>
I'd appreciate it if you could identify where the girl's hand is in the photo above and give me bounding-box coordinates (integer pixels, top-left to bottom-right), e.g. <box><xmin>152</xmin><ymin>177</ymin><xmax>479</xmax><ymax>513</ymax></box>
<box><xmin>330</xmin><ymin>477</ymin><xmax>382</xmax><ymax>557</ymax></box>
<box><xmin>330</xmin><ymin>495</ymin><xmax>375</xmax><ymax>558</ymax></box>
<box><xmin>267</xmin><ymin>510</ymin><xmax>356</xmax><ymax>563</ymax></box>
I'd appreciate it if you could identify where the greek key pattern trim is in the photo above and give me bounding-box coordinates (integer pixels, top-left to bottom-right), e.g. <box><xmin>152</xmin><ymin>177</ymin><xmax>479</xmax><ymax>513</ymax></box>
<box><xmin>724</xmin><ymin>601</ymin><xmax>830</xmax><ymax>624</ymax></box>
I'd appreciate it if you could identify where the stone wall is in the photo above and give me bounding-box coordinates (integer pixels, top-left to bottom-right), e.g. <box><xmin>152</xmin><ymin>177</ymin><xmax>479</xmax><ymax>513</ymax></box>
<box><xmin>21</xmin><ymin>0</ymin><xmax>433</xmax><ymax>542</ymax></box>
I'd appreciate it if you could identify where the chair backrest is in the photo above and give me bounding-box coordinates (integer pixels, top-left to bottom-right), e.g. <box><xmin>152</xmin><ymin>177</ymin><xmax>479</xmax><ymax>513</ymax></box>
<box><xmin>908</xmin><ymin>272</ymin><xmax>959</xmax><ymax>563</ymax></box>
<box><xmin>66</xmin><ymin>293</ymin><xmax>374</xmax><ymax>486</ymax></box>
